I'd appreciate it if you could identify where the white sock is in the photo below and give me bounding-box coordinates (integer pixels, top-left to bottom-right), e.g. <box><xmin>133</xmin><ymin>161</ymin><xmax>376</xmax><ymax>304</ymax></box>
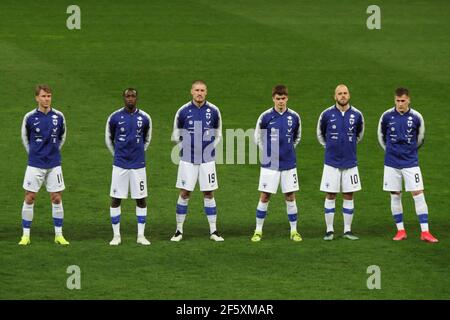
<box><xmin>390</xmin><ymin>193</ymin><xmax>404</xmax><ymax>231</ymax></box>
<box><xmin>136</xmin><ymin>206</ymin><xmax>147</xmax><ymax>236</ymax></box>
<box><xmin>176</xmin><ymin>196</ymin><xmax>189</xmax><ymax>233</ymax></box>
<box><xmin>256</xmin><ymin>201</ymin><xmax>269</xmax><ymax>232</ymax></box>
<box><xmin>286</xmin><ymin>200</ymin><xmax>298</xmax><ymax>232</ymax></box>
<box><xmin>204</xmin><ymin>198</ymin><xmax>217</xmax><ymax>234</ymax></box>
<box><xmin>343</xmin><ymin>199</ymin><xmax>354</xmax><ymax>233</ymax></box>
<box><xmin>413</xmin><ymin>193</ymin><xmax>429</xmax><ymax>232</ymax></box>
<box><xmin>324</xmin><ymin>198</ymin><xmax>335</xmax><ymax>233</ymax></box>
<box><xmin>110</xmin><ymin>206</ymin><xmax>121</xmax><ymax>236</ymax></box>
<box><xmin>22</xmin><ymin>202</ymin><xmax>34</xmax><ymax>236</ymax></box>
<box><xmin>52</xmin><ymin>202</ymin><xmax>64</xmax><ymax>236</ymax></box>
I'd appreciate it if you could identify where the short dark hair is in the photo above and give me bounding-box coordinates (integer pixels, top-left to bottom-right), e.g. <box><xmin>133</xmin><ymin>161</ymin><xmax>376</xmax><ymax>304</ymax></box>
<box><xmin>123</xmin><ymin>88</ymin><xmax>138</xmax><ymax>97</ymax></box>
<box><xmin>272</xmin><ymin>84</ymin><xmax>288</xmax><ymax>97</ymax></box>
<box><xmin>35</xmin><ymin>84</ymin><xmax>52</xmax><ymax>96</ymax></box>
<box><xmin>395</xmin><ymin>87</ymin><xmax>409</xmax><ymax>97</ymax></box>
<box><xmin>192</xmin><ymin>80</ymin><xmax>207</xmax><ymax>88</ymax></box>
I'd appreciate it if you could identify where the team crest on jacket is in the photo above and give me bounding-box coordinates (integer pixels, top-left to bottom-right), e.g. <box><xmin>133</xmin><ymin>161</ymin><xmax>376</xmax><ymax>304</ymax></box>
<box><xmin>349</xmin><ymin>114</ymin><xmax>355</xmax><ymax>125</ymax></box>
<box><xmin>206</xmin><ymin>109</ymin><xmax>211</xmax><ymax>120</ymax></box>
<box><xmin>52</xmin><ymin>114</ymin><xmax>58</xmax><ymax>126</ymax></box>
<box><xmin>137</xmin><ymin>116</ymin><xmax>143</xmax><ymax>128</ymax></box>
<box><xmin>287</xmin><ymin>115</ymin><xmax>293</xmax><ymax>127</ymax></box>
<box><xmin>407</xmin><ymin>116</ymin><xmax>413</xmax><ymax>127</ymax></box>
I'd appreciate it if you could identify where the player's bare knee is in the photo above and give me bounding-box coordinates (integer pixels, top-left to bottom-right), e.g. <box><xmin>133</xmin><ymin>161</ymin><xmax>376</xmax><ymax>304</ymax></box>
<box><xmin>260</xmin><ymin>192</ymin><xmax>271</xmax><ymax>203</ymax></box>
<box><xmin>111</xmin><ymin>197</ymin><xmax>121</xmax><ymax>208</ymax></box>
<box><xmin>326</xmin><ymin>193</ymin><xmax>337</xmax><ymax>200</ymax></box>
<box><xmin>411</xmin><ymin>190</ymin><xmax>423</xmax><ymax>197</ymax></box>
<box><xmin>203</xmin><ymin>191</ymin><xmax>214</xmax><ymax>199</ymax></box>
<box><xmin>343</xmin><ymin>192</ymin><xmax>353</xmax><ymax>200</ymax></box>
<box><xmin>136</xmin><ymin>198</ymin><xmax>146</xmax><ymax>208</ymax></box>
<box><xmin>24</xmin><ymin>192</ymin><xmax>36</xmax><ymax>204</ymax></box>
<box><xmin>285</xmin><ymin>192</ymin><xmax>295</xmax><ymax>201</ymax></box>
<box><xmin>50</xmin><ymin>192</ymin><xmax>62</xmax><ymax>204</ymax></box>
<box><xmin>391</xmin><ymin>191</ymin><xmax>401</xmax><ymax>196</ymax></box>
<box><xmin>179</xmin><ymin>189</ymin><xmax>190</xmax><ymax>200</ymax></box>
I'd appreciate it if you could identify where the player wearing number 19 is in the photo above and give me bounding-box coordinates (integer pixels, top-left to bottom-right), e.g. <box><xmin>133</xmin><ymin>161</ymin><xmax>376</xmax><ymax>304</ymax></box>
<box><xmin>251</xmin><ymin>84</ymin><xmax>302</xmax><ymax>242</ymax></box>
<box><xmin>317</xmin><ymin>84</ymin><xmax>365</xmax><ymax>241</ymax></box>
<box><xmin>170</xmin><ymin>80</ymin><xmax>224</xmax><ymax>242</ymax></box>
<box><xmin>105</xmin><ymin>88</ymin><xmax>152</xmax><ymax>246</ymax></box>
<box><xmin>19</xmin><ymin>84</ymin><xmax>69</xmax><ymax>246</ymax></box>
<box><xmin>377</xmin><ymin>87</ymin><xmax>438</xmax><ymax>243</ymax></box>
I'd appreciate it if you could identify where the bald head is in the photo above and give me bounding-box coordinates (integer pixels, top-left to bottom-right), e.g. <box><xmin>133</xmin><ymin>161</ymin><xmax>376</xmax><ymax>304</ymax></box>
<box><xmin>334</xmin><ymin>84</ymin><xmax>351</xmax><ymax>108</ymax></box>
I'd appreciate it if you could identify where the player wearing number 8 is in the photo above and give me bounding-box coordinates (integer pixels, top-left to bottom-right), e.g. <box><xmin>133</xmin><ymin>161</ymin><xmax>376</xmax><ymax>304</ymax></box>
<box><xmin>105</xmin><ymin>88</ymin><xmax>152</xmax><ymax>246</ymax></box>
<box><xmin>251</xmin><ymin>85</ymin><xmax>302</xmax><ymax>242</ymax></box>
<box><xmin>317</xmin><ymin>84</ymin><xmax>365</xmax><ymax>241</ymax></box>
<box><xmin>377</xmin><ymin>87</ymin><xmax>438</xmax><ymax>243</ymax></box>
<box><xmin>19</xmin><ymin>84</ymin><xmax>69</xmax><ymax>246</ymax></box>
<box><xmin>170</xmin><ymin>80</ymin><xmax>224</xmax><ymax>242</ymax></box>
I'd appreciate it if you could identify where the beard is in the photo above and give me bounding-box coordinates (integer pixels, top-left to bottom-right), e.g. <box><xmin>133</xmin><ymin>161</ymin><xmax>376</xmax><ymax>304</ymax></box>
<box><xmin>336</xmin><ymin>99</ymin><xmax>348</xmax><ymax>107</ymax></box>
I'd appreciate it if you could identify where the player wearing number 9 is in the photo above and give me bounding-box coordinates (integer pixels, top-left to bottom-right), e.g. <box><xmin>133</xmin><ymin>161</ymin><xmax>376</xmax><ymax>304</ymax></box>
<box><xmin>170</xmin><ymin>80</ymin><xmax>224</xmax><ymax>242</ymax></box>
<box><xmin>377</xmin><ymin>87</ymin><xmax>438</xmax><ymax>243</ymax></box>
<box><xmin>317</xmin><ymin>84</ymin><xmax>365</xmax><ymax>241</ymax></box>
<box><xmin>19</xmin><ymin>84</ymin><xmax>69</xmax><ymax>246</ymax></box>
<box><xmin>105</xmin><ymin>88</ymin><xmax>152</xmax><ymax>246</ymax></box>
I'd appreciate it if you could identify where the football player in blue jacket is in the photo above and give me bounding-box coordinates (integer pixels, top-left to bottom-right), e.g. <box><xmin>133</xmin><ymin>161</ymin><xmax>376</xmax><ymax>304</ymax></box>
<box><xmin>19</xmin><ymin>85</ymin><xmax>69</xmax><ymax>246</ymax></box>
<box><xmin>317</xmin><ymin>84</ymin><xmax>365</xmax><ymax>241</ymax></box>
<box><xmin>251</xmin><ymin>85</ymin><xmax>302</xmax><ymax>242</ymax></box>
<box><xmin>106</xmin><ymin>88</ymin><xmax>152</xmax><ymax>246</ymax></box>
<box><xmin>170</xmin><ymin>80</ymin><xmax>224</xmax><ymax>242</ymax></box>
<box><xmin>377</xmin><ymin>87</ymin><xmax>438</xmax><ymax>242</ymax></box>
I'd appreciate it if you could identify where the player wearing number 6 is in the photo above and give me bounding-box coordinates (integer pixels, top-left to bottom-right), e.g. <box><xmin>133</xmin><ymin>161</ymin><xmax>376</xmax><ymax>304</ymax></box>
<box><xmin>170</xmin><ymin>80</ymin><xmax>224</xmax><ymax>242</ymax></box>
<box><xmin>317</xmin><ymin>84</ymin><xmax>364</xmax><ymax>241</ymax></box>
<box><xmin>19</xmin><ymin>84</ymin><xmax>69</xmax><ymax>246</ymax></box>
<box><xmin>377</xmin><ymin>87</ymin><xmax>438</xmax><ymax>243</ymax></box>
<box><xmin>105</xmin><ymin>88</ymin><xmax>152</xmax><ymax>246</ymax></box>
<box><xmin>251</xmin><ymin>84</ymin><xmax>302</xmax><ymax>242</ymax></box>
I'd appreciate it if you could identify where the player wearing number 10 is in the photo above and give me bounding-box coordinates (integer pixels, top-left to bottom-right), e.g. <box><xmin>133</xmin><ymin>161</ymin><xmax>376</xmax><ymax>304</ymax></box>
<box><xmin>317</xmin><ymin>84</ymin><xmax>365</xmax><ymax>241</ymax></box>
<box><xmin>251</xmin><ymin>85</ymin><xmax>302</xmax><ymax>242</ymax></box>
<box><xmin>19</xmin><ymin>84</ymin><xmax>69</xmax><ymax>246</ymax></box>
<box><xmin>105</xmin><ymin>88</ymin><xmax>152</xmax><ymax>246</ymax></box>
<box><xmin>377</xmin><ymin>87</ymin><xmax>438</xmax><ymax>243</ymax></box>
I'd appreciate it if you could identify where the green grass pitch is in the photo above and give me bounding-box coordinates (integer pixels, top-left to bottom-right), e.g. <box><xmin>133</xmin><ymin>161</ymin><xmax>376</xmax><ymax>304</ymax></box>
<box><xmin>0</xmin><ymin>0</ymin><xmax>449</xmax><ymax>299</ymax></box>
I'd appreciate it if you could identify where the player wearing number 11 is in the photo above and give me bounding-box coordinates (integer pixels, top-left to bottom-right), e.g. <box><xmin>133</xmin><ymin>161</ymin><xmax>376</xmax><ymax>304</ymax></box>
<box><xmin>105</xmin><ymin>88</ymin><xmax>152</xmax><ymax>246</ymax></box>
<box><xmin>19</xmin><ymin>84</ymin><xmax>69</xmax><ymax>246</ymax></box>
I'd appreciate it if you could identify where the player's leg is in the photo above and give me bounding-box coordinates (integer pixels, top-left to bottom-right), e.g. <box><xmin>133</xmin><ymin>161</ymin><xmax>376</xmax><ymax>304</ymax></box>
<box><xmin>130</xmin><ymin>168</ymin><xmax>150</xmax><ymax>245</ymax></box>
<box><xmin>252</xmin><ymin>192</ymin><xmax>271</xmax><ymax>242</ymax></box>
<box><xmin>46</xmin><ymin>166</ymin><xmax>69</xmax><ymax>245</ymax></box>
<box><xmin>281</xmin><ymin>168</ymin><xmax>301</xmax><ymax>241</ymax></box>
<box><xmin>109</xmin><ymin>166</ymin><xmax>129</xmax><ymax>245</ymax></box>
<box><xmin>203</xmin><ymin>190</ymin><xmax>223</xmax><ymax>241</ymax></box>
<box><xmin>384</xmin><ymin>166</ymin><xmax>406</xmax><ymax>240</ymax></box>
<box><xmin>320</xmin><ymin>165</ymin><xmax>340</xmax><ymax>240</ymax></box>
<box><xmin>253</xmin><ymin>168</ymin><xmax>280</xmax><ymax>241</ymax></box>
<box><xmin>404</xmin><ymin>167</ymin><xmax>438</xmax><ymax>242</ymax></box>
<box><xmin>199</xmin><ymin>161</ymin><xmax>223</xmax><ymax>241</ymax></box>
<box><xmin>341</xmin><ymin>192</ymin><xmax>358</xmax><ymax>240</ymax></box>
<box><xmin>341</xmin><ymin>166</ymin><xmax>361</xmax><ymax>240</ymax></box>
<box><xmin>50</xmin><ymin>192</ymin><xmax>69</xmax><ymax>245</ymax></box>
<box><xmin>172</xmin><ymin>161</ymin><xmax>198</xmax><ymax>241</ymax></box>
<box><xmin>19</xmin><ymin>166</ymin><xmax>45</xmax><ymax>245</ymax></box>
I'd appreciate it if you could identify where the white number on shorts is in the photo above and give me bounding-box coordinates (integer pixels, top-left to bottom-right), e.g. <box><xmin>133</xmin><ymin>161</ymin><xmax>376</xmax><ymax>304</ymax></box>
<box><xmin>350</xmin><ymin>174</ymin><xmax>359</xmax><ymax>185</ymax></box>
<box><xmin>208</xmin><ymin>173</ymin><xmax>215</xmax><ymax>184</ymax></box>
